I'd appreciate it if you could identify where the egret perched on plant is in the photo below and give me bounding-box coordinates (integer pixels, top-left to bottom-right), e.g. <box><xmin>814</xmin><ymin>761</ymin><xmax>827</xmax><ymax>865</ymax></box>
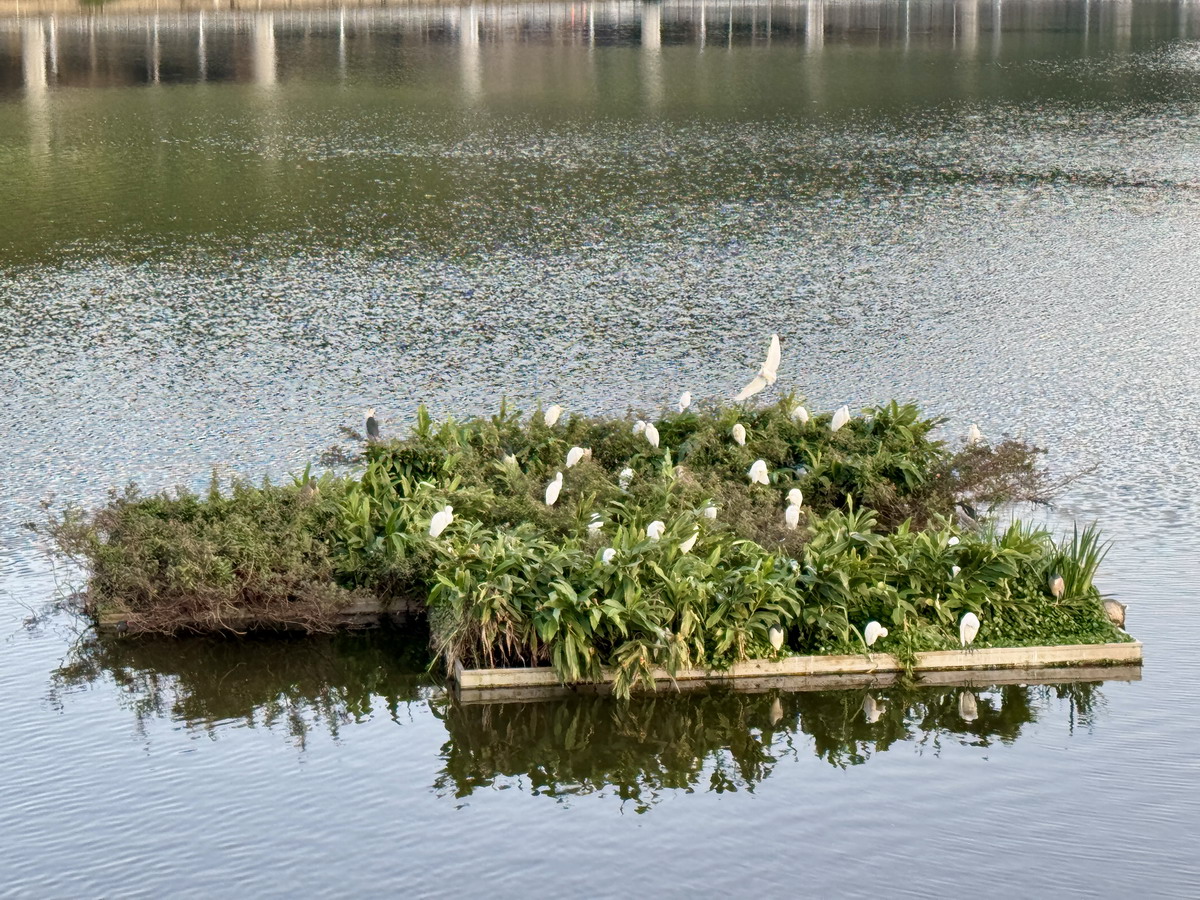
<box><xmin>703</xmin><ymin>505</ymin><xmax>718</xmax><ymax>520</ymax></box>
<box><xmin>365</xmin><ymin>408</ymin><xmax>380</xmax><ymax>441</ymax></box>
<box><xmin>768</xmin><ymin>624</ymin><xmax>785</xmax><ymax>652</ymax></box>
<box><xmin>1049</xmin><ymin>573</ymin><xmax>1065</xmax><ymax>599</ymax></box>
<box><xmin>951</xmin><ymin>565</ymin><xmax>961</xmax><ymax>578</ymax></box>
<box><xmin>679</xmin><ymin>392</ymin><xmax>692</xmax><ymax>413</ymax></box>
<box><xmin>792</xmin><ymin>405</ymin><xmax>809</xmax><ymax>425</ymax></box>
<box><xmin>633</xmin><ymin>419</ymin><xmax>646</xmax><ymax>435</ymax></box>
<box><xmin>967</xmin><ymin>423</ymin><xmax>983</xmax><ymax>445</ymax></box>
<box><xmin>959</xmin><ymin>612</ymin><xmax>980</xmax><ymax>647</ymax></box>
<box><xmin>429</xmin><ymin>505</ymin><xmax>454</xmax><ymax>538</ymax></box>
<box><xmin>830</xmin><ymin>405</ymin><xmax>851</xmax><ymax>433</ymax></box>
<box><xmin>566</xmin><ymin>446</ymin><xmax>586</xmax><ymax>468</ymax></box>
<box><xmin>787</xmin><ymin>488</ymin><xmax>803</xmax><ymax>507</ymax></box>
<box><xmin>948</xmin><ymin>535</ymin><xmax>960</xmax><ymax>547</ymax></box>
<box><xmin>619</xmin><ymin>467</ymin><xmax>634</xmax><ymax>490</ymax></box>
<box><xmin>602</xmin><ymin>548</ymin><xmax>617</xmax><ymax>565</ymax></box>
<box><xmin>784</xmin><ymin>504</ymin><xmax>801</xmax><ymax>530</ymax></box>
<box><xmin>679</xmin><ymin>529</ymin><xmax>699</xmax><ymax>554</ymax></box>
<box><xmin>545</xmin><ymin>472</ymin><xmax>563</xmax><ymax>506</ymax></box>
<box><xmin>588</xmin><ymin>513</ymin><xmax>603</xmax><ymax>534</ymax></box>
<box><xmin>959</xmin><ymin>691</ymin><xmax>979</xmax><ymax>722</ymax></box>
<box><xmin>863</xmin><ymin>694</ymin><xmax>885</xmax><ymax>724</ymax></box>
<box><xmin>644</xmin><ymin>422</ymin><xmax>660</xmax><ymax>448</ymax></box>
<box><xmin>544</xmin><ymin>404</ymin><xmax>563</xmax><ymax>427</ymax></box>
<box><xmin>647</xmin><ymin>520</ymin><xmax>665</xmax><ymax>541</ymax></box>
<box><xmin>502</xmin><ymin>452</ymin><xmax>517</xmax><ymax>467</ymax></box>
<box><xmin>864</xmin><ymin>620</ymin><xmax>888</xmax><ymax>647</ymax></box>
<box><xmin>748</xmin><ymin>459</ymin><xmax>769</xmax><ymax>485</ymax></box>
<box><xmin>731</xmin><ymin>423</ymin><xmax>747</xmax><ymax>446</ymax></box>
<box><xmin>734</xmin><ymin>333</ymin><xmax>781</xmax><ymax>401</ymax></box>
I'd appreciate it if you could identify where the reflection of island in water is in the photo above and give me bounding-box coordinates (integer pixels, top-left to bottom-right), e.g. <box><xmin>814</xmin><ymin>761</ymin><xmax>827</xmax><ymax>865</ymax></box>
<box><xmin>53</xmin><ymin>628</ymin><xmax>1137</xmax><ymax>805</ymax></box>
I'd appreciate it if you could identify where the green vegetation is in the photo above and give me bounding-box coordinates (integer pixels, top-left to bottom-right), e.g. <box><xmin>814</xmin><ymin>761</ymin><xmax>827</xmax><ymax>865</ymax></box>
<box><xmin>47</xmin><ymin>397</ymin><xmax>1127</xmax><ymax>697</ymax></box>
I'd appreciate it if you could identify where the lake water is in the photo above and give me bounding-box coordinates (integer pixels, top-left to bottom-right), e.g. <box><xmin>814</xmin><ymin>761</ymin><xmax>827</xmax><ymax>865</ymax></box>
<box><xmin>2</xmin><ymin>1</ymin><xmax>1199</xmax><ymax>895</ymax></box>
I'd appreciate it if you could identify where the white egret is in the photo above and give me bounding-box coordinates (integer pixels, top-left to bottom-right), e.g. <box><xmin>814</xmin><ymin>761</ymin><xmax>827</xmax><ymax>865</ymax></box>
<box><xmin>679</xmin><ymin>529</ymin><xmax>699</xmax><ymax>554</ymax></box>
<box><xmin>748</xmin><ymin>459</ymin><xmax>769</xmax><ymax>486</ymax></box>
<box><xmin>644</xmin><ymin>422</ymin><xmax>660</xmax><ymax>448</ymax></box>
<box><xmin>428</xmin><ymin>505</ymin><xmax>454</xmax><ymax>538</ymax></box>
<box><xmin>1049</xmin><ymin>573</ymin><xmax>1065</xmax><ymax>599</ymax></box>
<box><xmin>566</xmin><ymin>446</ymin><xmax>585</xmax><ymax>468</ymax></box>
<box><xmin>703</xmin><ymin>505</ymin><xmax>718</xmax><ymax>520</ymax></box>
<box><xmin>768</xmin><ymin>624</ymin><xmax>784</xmax><ymax>652</ymax></box>
<box><xmin>544</xmin><ymin>404</ymin><xmax>563</xmax><ymax>427</ymax></box>
<box><xmin>951</xmin><ymin>565</ymin><xmax>961</xmax><ymax>578</ymax></box>
<box><xmin>959</xmin><ymin>691</ymin><xmax>979</xmax><ymax>723</ymax></box>
<box><xmin>502</xmin><ymin>453</ymin><xmax>517</xmax><ymax>467</ymax></box>
<box><xmin>619</xmin><ymin>467</ymin><xmax>634</xmax><ymax>489</ymax></box>
<box><xmin>830</xmin><ymin>405</ymin><xmax>851</xmax><ymax>433</ymax></box>
<box><xmin>602</xmin><ymin>548</ymin><xmax>617</xmax><ymax>565</ymax></box>
<box><xmin>864</xmin><ymin>620</ymin><xmax>888</xmax><ymax>647</ymax></box>
<box><xmin>588</xmin><ymin>513</ymin><xmax>603</xmax><ymax>535</ymax></box>
<box><xmin>787</xmin><ymin>488</ymin><xmax>803</xmax><ymax>507</ymax></box>
<box><xmin>792</xmin><ymin>405</ymin><xmax>810</xmax><ymax>425</ymax></box>
<box><xmin>365</xmin><ymin>408</ymin><xmax>380</xmax><ymax>441</ymax></box>
<box><xmin>948</xmin><ymin>536</ymin><xmax>960</xmax><ymax>547</ymax></box>
<box><xmin>734</xmin><ymin>334</ymin><xmax>781</xmax><ymax>401</ymax></box>
<box><xmin>1104</xmin><ymin>599</ymin><xmax>1127</xmax><ymax>628</ymax></box>
<box><xmin>678</xmin><ymin>392</ymin><xmax>692</xmax><ymax>413</ymax></box>
<box><xmin>647</xmin><ymin>520</ymin><xmax>665</xmax><ymax>541</ymax></box>
<box><xmin>545</xmin><ymin>471</ymin><xmax>564</xmax><ymax>506</ymax></box>
<box><xmin>633</xmin><ymin>420</ymin><xmax>647</xmax><ymax>435</ymax></box>
<box><xmin>959</xmin><ymin>612</ymin><xmax>980</xmax><ymax>647</ymax></box>
<box><xmin>967</xmin><ymin>423</ymin><xmax>983</xmax><ymax>445</ymax></box>
<box><xmin>784</xmin><ymin>503</ymin><xmax>801</xmax><ymax>530</ymax></box>
<box><xmin>732</xmin><ymin>423</ymin><xmax>747</xmax><ymax>446</ymax></box>
<box><xmin>863</xmin><ymin>694</ymin><xmax>885</xmax><ymax>724</ymax></box>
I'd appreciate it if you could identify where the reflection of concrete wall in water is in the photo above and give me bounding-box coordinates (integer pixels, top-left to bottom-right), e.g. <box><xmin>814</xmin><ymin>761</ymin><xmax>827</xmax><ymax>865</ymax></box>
<box><xmin>22</xmin><ymin>21</ymin><xmax>47</xmax><ymax>93</ymax></box>
<box><xmin>641</xmin><ymin>2</ymin><xmax>662</xmax><ymax>107</ymax></box>
<box><xmin>806</xmin><ymin>0</ymin><xmax>825</xmax><ymax>50</ymax></box>
<box><xmin>459</xmin><ymin>5</ymin><xmax>481</xmax><ymax>101</ymax></box>
<box><xmin>956</xmin><ymin>0</ymin><xmax>979</xmax><ymax>57</ymax></box>
<box><xmin>253</xmin><ymin>14</ymin><xmax>276</xmax><ymax>86</ymax></box>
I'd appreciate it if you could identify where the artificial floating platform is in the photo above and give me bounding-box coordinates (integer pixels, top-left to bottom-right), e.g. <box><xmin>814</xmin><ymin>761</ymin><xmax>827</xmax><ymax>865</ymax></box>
<box><xmin>453</xmin><ymin>641</ymin><xmax>1143</xmax><ymax>698</ymax></box>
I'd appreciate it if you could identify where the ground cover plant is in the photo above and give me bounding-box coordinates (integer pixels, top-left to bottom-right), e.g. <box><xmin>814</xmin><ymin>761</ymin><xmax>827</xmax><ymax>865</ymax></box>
<box><xmin>45</xmin><ymin>385</ymin><xmax>1128</xmax><ymax>698</ymax></box>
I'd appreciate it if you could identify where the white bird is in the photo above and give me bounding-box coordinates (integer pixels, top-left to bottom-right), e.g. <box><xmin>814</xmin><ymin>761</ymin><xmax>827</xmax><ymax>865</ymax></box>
<box><xmin>748</xmin><ymin>459</ymin><xmax>770</xmax><ymax>486</ymax></box>
<box><xmin>602</xmin><ymin>548</ymin><xmax>617</xmax><ymax>565</ymax></box>
<box><xmin>588</xmin><ymin>513</ymin><xmax>603</xmax><ymax>534</ymax></box>
<box><xmin>967</xmin><ymin>423</ymin><xmax>983</xmax><ymax>445</ymax></box>
<box><xmin>768</xmin><ymin>624</ymin><xmax>784</xmax><ymax>652</ymax></box>
<box><xmin>830</xmin><ymin>405</ymin><xmax>851</xmax><ymax>433</ymax></box>
<box><xmin>948</xmin><ymin>536</ymin><xmax>960</xmax><ymax>547</ymax></box>
<box><xmin>502</xmin><ymin>453</ymin><xmax>517</xmax><ymax>467</ymax></box>
<box><xmin>365</xmin><ymin>408</ymin><xmax>380</xmax><ymax>441</ymax></box>
<box><xmin>679</xmin><ymin>529</ymin><xmax>699</xmax><ymax>554</ymax></box>
<box><xmin>545</xmin><ymin>471</ymin><xmax>564</xmax><ymax>506</ymax></box>
<box><xmin>787</xmin><ymin>488</ymin><xmax>803</xmax><ymax>507</ymax></box>
<box><xmin>647</xmin><ymin>520</ymin><xmax>665</xmax><ymax>541</ymax></box>
<box><xmin>644</xmin><ymin>422</ymin><xmax>660</xmax><ymax>448</ymax></box>
<box><xmin>566</xmin><ymin>446</ymin><xmax>585</xmax><ymax>468</ymax></box>
<box><xmin>864</xmin><ymin>620</ymin><xmax>889</xmax><ymax>647</ymax></box>
<box><xmin>769</xmin><ymin>697</ymin><xmax>784</xmax><ymax>726</ymax></box>
<box><xmin>732</xmin><ymin>423</ymin><xmax>747</xmax><ymax>446</ymax></box>
<box><xmin>428</xmin><ymin>505</ymin><xmax>454</xmax><ymax>538</ymax></box>
<box><xmin>703</xmin><ymin>505</ymin><xmax>718</xmax><ymax>520</ymax></box>
<box><xmin>1050</xmin><ymin>574</ymin><xmax>1065</xmax><ymax>599</ymax></box>
<box><xmin>792</xmin><ymin>405</ymin><xmax>810</xmax><ymax>425</ymax></box>
<box><xmin>863</xmin><ymin>694</ymin><xmax>885</xmax><ymax>724</ymax></box>
<box><xmin>959</xmin><ymin>691</ymin><xmax>979</xmax><ymax>723</ymax></box>
<box><xmin>734</xmin><ymin>333</ymin><xmax>782</xmax><ymax>401</ymax></box>
<box><xmin>951</xmin><ymin>565</ymin><xmax>961</xmax><ymax>578</ymax></box>
<box><xmin>959</xmin><ymin>612</ymin><xmax>981</xmax><ymax>647</ymax></box>
<box><xmin>784</xmin><ymin>503</ymin><xmax>801</xmax><ymax>530</ymax></box>
<box><xmin>544</xmin><ymin>404</ymin><xmax>563</xmax><ymax>427</ymax></box>
<box><xmin>632</xmin><ymin>420</ymin><xmax>646</xmax><ymax>435</ymax></box>
<box><xmin>619</xmin><ymin>467</ymin><xmax>634</xmax><ymax>489</ymax></box>
<box><xmin>678</xmin><ymin>392</ymin><xmax>692</xmax><ymax>413</ymax></box>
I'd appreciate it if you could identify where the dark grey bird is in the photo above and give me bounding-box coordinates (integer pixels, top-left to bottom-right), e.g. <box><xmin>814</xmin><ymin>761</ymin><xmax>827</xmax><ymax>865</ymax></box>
<box><xmin>115</xmin><ymin>620</ymin><xmax>129</xmax><ymax>636</ymax></box>
<box><xmin>365</xmin><ymin>407</ymin><xmax>380</xmax><ymax>441</ymax></box>
<box><xmin>955</xmin><ymin>501</ymin><xmax>979</xmax><ymax>530</ymax></box>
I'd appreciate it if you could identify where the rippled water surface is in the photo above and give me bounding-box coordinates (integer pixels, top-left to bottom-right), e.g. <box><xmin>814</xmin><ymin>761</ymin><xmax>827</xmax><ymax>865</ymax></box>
<box><xmin>2</xmin><ymin>1</ymin><xmax>1199</xmax><ymax>896</ymax></box>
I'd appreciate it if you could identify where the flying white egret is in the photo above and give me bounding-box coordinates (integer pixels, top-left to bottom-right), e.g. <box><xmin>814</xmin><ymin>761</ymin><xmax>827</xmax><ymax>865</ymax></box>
<box><xmin>792</xmin><ymin>405</ymin><xmax>810</xmax><ymax>425</ymax></box>
<box><xmin>544</xmin><ymin>404</ymin><xmax>563</xmax><ymax>427</ymax></box>
<box><xmin>545</xmin><ymin>471</ymin><xmax>563</xmax><ymax>506</ymax></box>
<box><xmin>619</xmin><ymin>467</ymin><xmax>634</xmax><ymax>489</ymax></box>
<box><xmin>732</xmin><ymin>333</ymin><xmax>782</xmax><ymax>402</ymax></box>
<box><xmin>647</xmin><ymin>520</ymin><xmax>665</xmax><ymax>541</ymax></box>
<box><xmin>588</xmin><ymin>513</ymin><xmax>603</xmax><ymax>534</ymax></box>
<box><xmin>644</xmin><ymin>422</ymin><xmax>660</xmax><ymax>448</ymax></box>
<box><xmin>365</xmin><ymin>408</ymin><xmax>380</xmax><ymax>441</ymax></box>
<box><xmin>784</xmin><ymin>503</ymin><xmax>800</xmax><ymax>530</ymax></box>
<box><xmin>732</xmin><ymin>423</ymin><xmax>747</xmax><ymax>446</ymax></box>
<box><xmin>959</xmin><ymin>612</ymin><xmax>980</xmax><ymax>647</ymax></box>
<box><xmin>864</xmin><ymin>620</ymin><xmax>888</xmax><ymax>647</ymax></box>
<box><xmin>748</xmin><ymin>459</ymin><xmax>769</xmax><ymax>485</ymax></box>
<box><xmin>1050</xmin><ymin>574</ymin><xmax>1065</xmax><ymax>599</ymax></box>
<box><xmin>679</xmin><ymin>529</ymin><xmax>699</xmax><ymax>554</ymax></box>
<box><xmin>566</xmin><ymin>446</ymin><xmax>585</xmax><ymax>468</ymax></box>
<box><xmin>830</xmin><ymin>405</ymin><xmax>851</xmax><ymax>433</ymax></box>
<box><xmin>948</xmin><ymin>536</ymin><xmax>960</xmax><ymax>547</ymax></box>
<box><xmin>951</xmin><ymin>565</ymin><xmax>961</xmax><ymax>578</ymax></box>
<box><xmin>678</xmin><ymin>392</ymin><xmax>692</xmax><ymax>413</ymax></box>
<box><xmin>703</xmin><ymin>505</ymin><xmax>718</xmax><ymax>520</ymax></box>
<box><xmin>967</xmin><ymin>423</ymin><xmax>983</xmax><ymax>445</ymax></box>
<box><xmin>787</xmin><ymin>488</ymin><xmax>803</xmax><ymax>507</ymax></box>
<box><xmin>768</xmin><ymin>624</ymin><xmax>784</xmax><ymax>652</ymax></box>
<box><xmin>633</xmin><ymin>420</ymin><xmax>646</xmax><ymax>435</ymax></box>
<box><xmin>602</xmin><ymin>548</ymin><xmax>617</xmax><ymax>565</ymax></box>
<box><xmin>959</xmin><ymin>691</ymin><xmax>979</xmax><ymax>723</ymax></box>
<box><xmin>428</xmin><ymin>505</ymin><xmax>454</xmax><ymax>538</ymax></box>
<box><xmin>863</xmin><ymin>694</ymin><xmax>885</xmax><ymax>724</ymax></box>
